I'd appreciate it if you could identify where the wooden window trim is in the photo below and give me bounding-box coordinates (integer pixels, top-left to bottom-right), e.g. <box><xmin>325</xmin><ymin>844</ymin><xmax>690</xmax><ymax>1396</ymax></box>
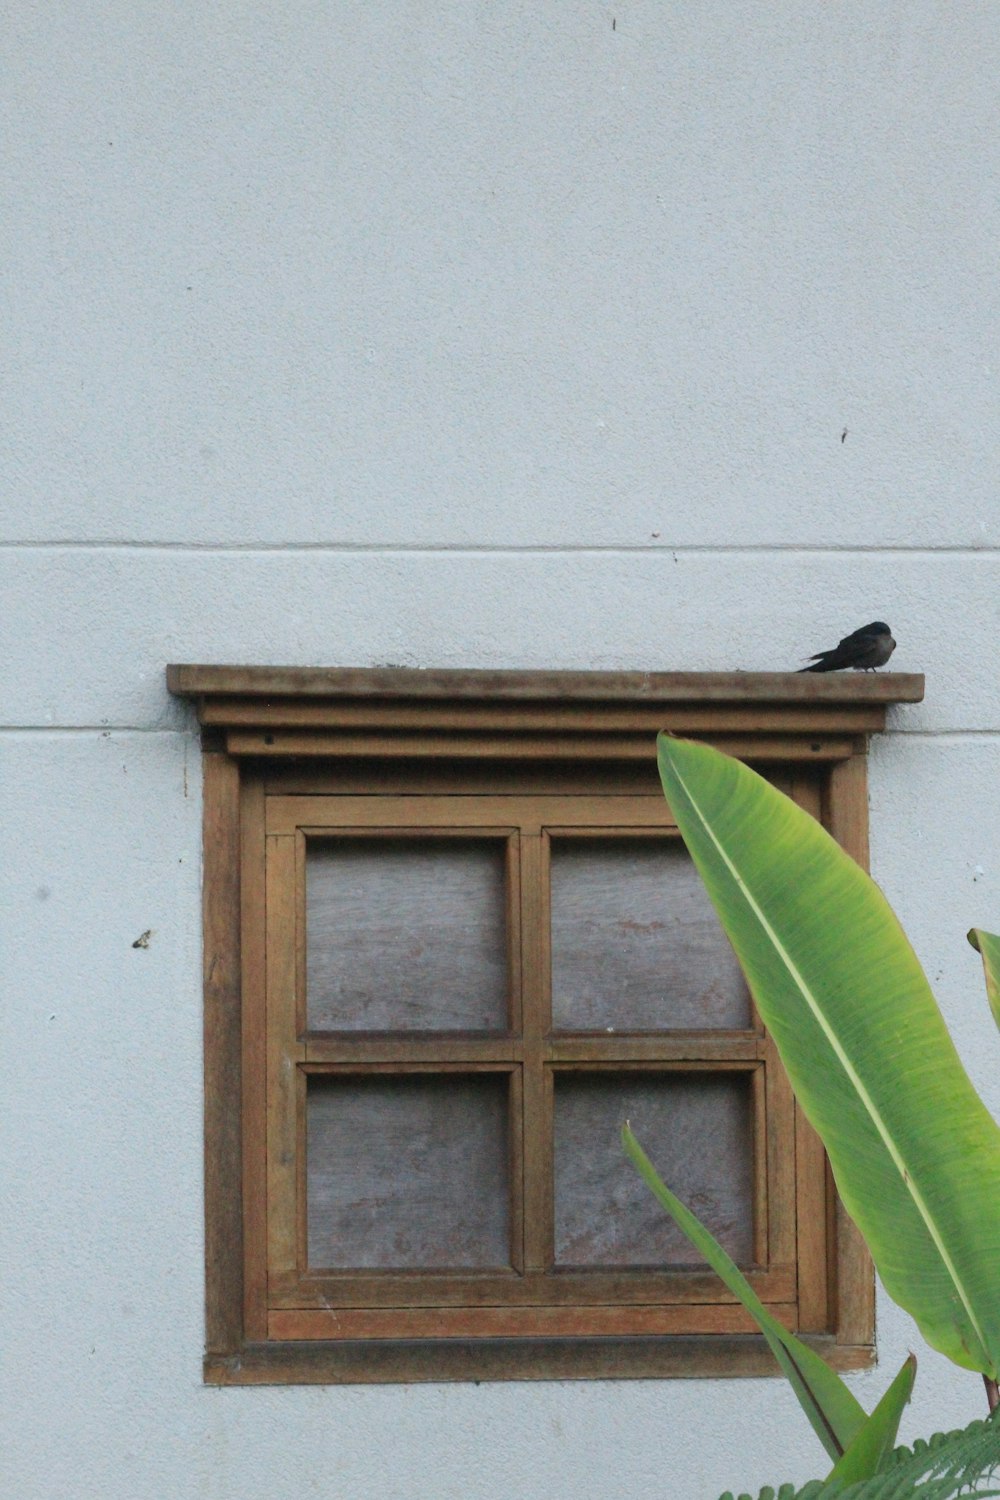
<box><xmin>168</xmin><ymin>666</ymin><xmax>924</xmax><ymax>1385</ymax></box>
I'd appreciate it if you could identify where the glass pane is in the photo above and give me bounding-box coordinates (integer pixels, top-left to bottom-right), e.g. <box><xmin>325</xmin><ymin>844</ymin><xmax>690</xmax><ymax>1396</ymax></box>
<box><xmin>553</xmin><ymin>1072</ymin><xmax>753</xmax><ymax>1266</ymax></box>
<box><xmin>306</xmin><ymin>837</ymin><xmax>508</xmax><ymax>1030</ymax></box>
<box><xmin>307</xmin><ymin>1074</ymin><xmax>511</xmax><ymax>1269</ymax></box>
<box><xmin>550</xmin><ymin>839</ymin><xmax>750</xmax><ymax>1030</ymax></box>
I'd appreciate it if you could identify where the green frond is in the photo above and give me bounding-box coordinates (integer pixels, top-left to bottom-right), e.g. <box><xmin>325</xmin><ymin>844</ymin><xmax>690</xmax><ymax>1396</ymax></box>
<box><xmin>715</xmin><ymin>1413</ymin><xmax>1000</xmax><ymax>1500</ymax></box>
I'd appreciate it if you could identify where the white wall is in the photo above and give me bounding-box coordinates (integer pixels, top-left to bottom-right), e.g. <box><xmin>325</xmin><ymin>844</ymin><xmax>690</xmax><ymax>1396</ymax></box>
<box><xmin>4</xmin><ymin>5</ymin><xmax>1000</xmax><ymax>1497</ymax></box>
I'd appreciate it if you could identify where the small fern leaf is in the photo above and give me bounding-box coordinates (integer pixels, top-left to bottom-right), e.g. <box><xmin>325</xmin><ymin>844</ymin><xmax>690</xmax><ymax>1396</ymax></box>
<box><xmin>716</xmin><ymin>1414</ymin><xmax>1000</xmax><ymax>1500</ymax></box>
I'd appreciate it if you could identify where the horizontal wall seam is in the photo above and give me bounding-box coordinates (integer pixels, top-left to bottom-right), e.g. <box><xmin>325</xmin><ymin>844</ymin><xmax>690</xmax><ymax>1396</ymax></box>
<box><xmin>3</xmin><ymin>542</ymin><xmax>1000</xmax><ymax>558</ymax></box>
<box><xmin>0</xmin><ymin>725</ymin><xmax>194</xmax><ymax>736</ymax></box>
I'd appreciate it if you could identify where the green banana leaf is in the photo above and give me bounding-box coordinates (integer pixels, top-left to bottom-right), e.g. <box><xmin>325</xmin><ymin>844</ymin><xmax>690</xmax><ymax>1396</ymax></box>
<box><xmin>656</xmin><ymin>735</ymin><xmax>1000</xmax><ymax>1376</ymax></box>
<box><xmin>623</xmin><ymin>1123</ymin><xmax>867</xmax><ymax>1464</ymax></box>
<box><xmin>824</xmin><ymin>1354</ymin><xmax>915</xmax><ymax>1485</ymax></box>
<box><xmin>968</xmin><ymin>930</ymin><xmax>1000</xmax><ymax>1034</ymax></box>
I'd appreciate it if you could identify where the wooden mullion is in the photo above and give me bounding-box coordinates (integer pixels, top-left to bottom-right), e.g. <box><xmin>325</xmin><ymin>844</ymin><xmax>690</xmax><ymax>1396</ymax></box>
<box><xmin>545</xmin><ymin>1036</ymin><xmax>762</xmax><ymax>1064</ymax></box>
<box><xmin>506</xmin><ymin>813</ymin><xmax>532</xmax><ymax>1275</ymax></box>
<box><xmin>825</xmin><ymin>753</ymin><xmax>876</xmax><ymax>1347</ymax></box>
<box><xmin>270</xmin><ymin>1264</ymin><xmax>797</xmax><ymax>1309</ymax></box>
<box><xmin>795</xmin><ymin>1111</ymin><xmax>830</xmax><ymax>1329</ymax></box>
<box><xmin>263</xmin><ymin>766</ymin><xmax>669</xmax><ymax>798</ymax></box>
<box><xmin>268</xmin><ymin>1303</ymin><xmax>801</xmax><ymax>1341</ymax></box>
<box><xmin>508</xmin><ymin>1067</ymin><xmax>525</xmax><ymax>1274</ymax></box>
<box><xmin>268</xmin><ymin>794</ymin><xmax>528</xmax><ymax>833</ymax></box>
<box><xmin>298</xmin><ymin>821</ymin><xmax>520</xmax><ymax>839</ymax></box>
<box><xmin>266</xmin><ymin>795</ymin><xmax>675</xmax><ymax>836</ymax></box>
<box><xmin>302</xmin><ymin>1037</ymin><xmax>522</xmax><ymax>1065</ymax></box>
<box><xmin>506</xmin><ymin>832</ymin><xmax>522</xmax><ymax>1033</ymax></box>
<box><xmin>265</xmin><ymin>834</ymin><xmax>304</xmax><ymax>1278</ymax></box>
<box><xmin>240</xmin><ymin>772</ymin><xmax>268</xmax><ymax>1341</ymax></box>
<box><xmin>751</xmin><ymin>1061</ymin><xmax>768</xmax><ymax>1268</ymax></box>
<box><xmin>789</xmin><ymin>772</ymin><xmax>831</xmax><ymax>1331</ymax></box>
<box><xmin>521</xmin><ymin>1059</ymin><xmax>553</xmax><ymax>1273</ymax></box>
<box><xmin>520</xmin><ymin>831</ymin><xmax>551</xmax><ymax>1272</ymax></box>
<box><xmin>294</xmin><ymin>829</ymin><xmax>307</xmax><ymax>1038</ymax></box>
<box><xmin>300</xmin><ymin>1061</ymin><xmax>516</xmax><ymax>1077</ymax></box>
<box><xmin>543</xmin><ymin>823</ymin><xmax>679</xmax><ymax>839</ymax></box>
<box><xmin>763</xmin><ymin>1034</ymin><xmax>798</xmax><ymax>1274</ymax></box>
<box><xmin>826</xmin><ymin>752</ymin><xmax>871</xmax><ymax>867</ymax></box>
<box><xmin>295</xmin><ymin>1059</ymin><xmax>308</xmax><ymax>1277</ymax></box>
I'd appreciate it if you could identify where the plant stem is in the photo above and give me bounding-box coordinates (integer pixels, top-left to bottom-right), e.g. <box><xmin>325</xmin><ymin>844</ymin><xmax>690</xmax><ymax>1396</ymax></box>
<box><xmin>984</xmin><ymin>1375</ymin><xmax>999</xmax><ymax>1413</ymax></box>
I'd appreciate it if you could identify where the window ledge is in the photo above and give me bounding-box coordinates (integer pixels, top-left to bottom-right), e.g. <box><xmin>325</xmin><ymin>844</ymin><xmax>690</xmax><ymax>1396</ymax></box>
<box><xmin>204</xmin><ymin>1334</ymin><xmax>875</xmax><ymax>1387</ymax></box>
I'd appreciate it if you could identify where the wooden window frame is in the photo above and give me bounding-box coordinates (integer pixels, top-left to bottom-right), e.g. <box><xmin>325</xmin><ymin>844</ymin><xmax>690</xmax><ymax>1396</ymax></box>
<box><xmin>167</xmin><ymin>666</ymin><xmax>924</xmax><ymax>1386</ymax></box>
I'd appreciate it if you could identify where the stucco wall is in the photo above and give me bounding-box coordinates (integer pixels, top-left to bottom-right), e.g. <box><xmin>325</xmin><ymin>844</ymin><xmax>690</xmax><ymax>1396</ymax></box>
<box><xmin>4</xmin><ymin>6</ymin><xmax>1000</xmax><ymax>1497</ymax></box>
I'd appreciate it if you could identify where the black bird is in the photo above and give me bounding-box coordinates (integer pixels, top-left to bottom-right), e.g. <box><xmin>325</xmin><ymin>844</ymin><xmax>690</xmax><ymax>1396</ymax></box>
<box><xmin>799</xmin><ymin>621</ymin><xmax>896</xmax><ymax>673</ymax></box>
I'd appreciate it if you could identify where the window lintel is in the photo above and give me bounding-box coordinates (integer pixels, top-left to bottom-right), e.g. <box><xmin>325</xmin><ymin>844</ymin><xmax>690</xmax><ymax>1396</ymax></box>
<box><xmin>167</xmin><ymin>665</ymin><xmax>924</xmax><ymax>765</ymax></box>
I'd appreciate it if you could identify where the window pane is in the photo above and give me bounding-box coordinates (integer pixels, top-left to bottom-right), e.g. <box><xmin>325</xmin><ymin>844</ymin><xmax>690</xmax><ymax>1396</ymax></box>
<box><xmin>553</xmin><ymin>1072</ymin><xmax>753</xmax><ymax>1266</ymax></box>
<box><xmin>306</xmin><ymin>838</ymin><xmax>508</xmax><ymax>1030</ymax></box>
<box><xmin>307</xmin><ymin>1074</ymin><xmax>511</xmax><ymax>1269</ymax></box>
<box><xmin>550</xmin><ymin>839</ymin><xmax>750</xmax><ymax>1030</ymax></box>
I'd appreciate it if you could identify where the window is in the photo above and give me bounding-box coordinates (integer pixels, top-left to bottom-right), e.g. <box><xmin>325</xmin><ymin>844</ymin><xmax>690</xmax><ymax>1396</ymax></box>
<box><xmin>168</xmin><ymin>665</ymin><xmax>923</xmax><ymax>1384</ymax></box>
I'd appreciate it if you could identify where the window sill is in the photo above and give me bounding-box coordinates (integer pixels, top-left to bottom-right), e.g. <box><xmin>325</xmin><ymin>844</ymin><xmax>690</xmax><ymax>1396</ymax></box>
<box><xmin>205</xmin><ymin>1334</ymin><xmax>876</xmax><ymax>1386</ymax></box>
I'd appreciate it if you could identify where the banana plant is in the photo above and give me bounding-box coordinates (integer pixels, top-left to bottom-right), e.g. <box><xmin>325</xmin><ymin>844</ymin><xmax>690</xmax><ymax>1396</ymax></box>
<box><xmin>969</xmin><ymin>930</ymin><xmax>1000</xmax><ymax>1035</ymax></box>
<box><xmin>624</xmin><ymin>1123</ymin><xmax>915</xmax><ymax>1480</ymax></box>
<box><xmin>650</xmin><ymin>736</ymin><xmax>1000</xmax><ymax>1380</ymax></box>
<box><xmin>715</xmin><ymin>1410</ymin><xmax>1000</xmax><ymax>1499</ymax></box>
